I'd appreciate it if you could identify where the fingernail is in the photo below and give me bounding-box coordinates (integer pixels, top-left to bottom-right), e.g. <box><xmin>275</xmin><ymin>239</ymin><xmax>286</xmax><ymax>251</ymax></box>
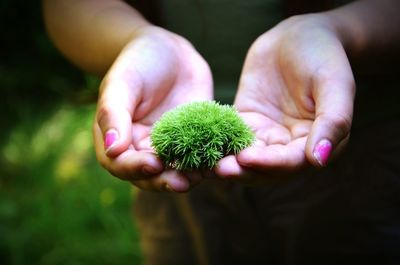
<box><xmin>104</xmin><ymin>129</ymin><xmax>118</xmax><ymax>150</ymax></box>
<box><xmin>313</xmin><ymin>139</ymin><xmax>332</xmax><ymax>166</ymax></box>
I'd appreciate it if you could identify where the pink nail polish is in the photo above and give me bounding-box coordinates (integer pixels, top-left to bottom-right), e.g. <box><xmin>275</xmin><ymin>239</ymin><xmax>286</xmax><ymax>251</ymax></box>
<box><xmin>104</xmin><ymin>130</ymin><xmax>118</xmax><ymax>150</ymax></box>
<box><xmin>313</xmin><ymin>139</ymin><xmax>332</xmax><ymax>166</ymax></box>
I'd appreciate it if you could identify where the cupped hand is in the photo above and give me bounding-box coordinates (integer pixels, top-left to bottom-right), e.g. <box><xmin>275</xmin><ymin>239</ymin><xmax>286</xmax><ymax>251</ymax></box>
<box><xmin>93</xmin><ymin>26</ymin><xmax>213</xmax><ymax>192</ymax></box>
<box><xmin>216</xmin><ymin>14</ymin><xmax>355</xmax><ymax>183</ymax></box>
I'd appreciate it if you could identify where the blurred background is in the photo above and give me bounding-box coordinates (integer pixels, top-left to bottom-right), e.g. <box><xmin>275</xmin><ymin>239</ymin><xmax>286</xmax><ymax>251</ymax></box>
<box><xmin>1</xmin><ymin>1</ymin><xmax>143</xmax><ymax>264</ymax></box>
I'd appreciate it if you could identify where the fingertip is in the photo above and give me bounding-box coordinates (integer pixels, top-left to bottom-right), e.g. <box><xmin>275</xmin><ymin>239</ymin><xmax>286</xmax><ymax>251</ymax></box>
<box><xmin>311</xmin><ymin>138</ymin><xmax>333</xmax><ymax>167</ymax></box>
<box><xmin>215</xmin><ymin>155</ymin><xmax>243</xmax><ymax>178</ymax></box>
<box><xmin>97</xmin><ymin>104</ymin><xmax>133</xmax><ymax>157</ymax></box>
<box><xmin>140</xmin><ymin>152</ymin><xmax>165</xmax><ymax>175</ymax></box>
<box><xmin>104</xmin><ymin>129</ymin><xmax>119</xmax><ymax>156</ymax></box>
<box><xmin>104</xmin><ymin>128</ymin><xmax>132</xmax><ymax>157</ymax></box>
<box><xmin>237</xmin><ymin>146</ymin><xmax>269</xmax><ymax>168</ymax></box>
<box><xmin>164</xmin><ymin>171</ymin><xmax>190</xmax><ymax>193</ymax></box>
<box><xmin>236</xmin><ymin>147</ymin><xmax>256</xmax><ymax>166</ymax></box>
<box><xmin>305</xmin><ymin>116</ymin><xmax>348</xmax><ymax>168</ymax></box>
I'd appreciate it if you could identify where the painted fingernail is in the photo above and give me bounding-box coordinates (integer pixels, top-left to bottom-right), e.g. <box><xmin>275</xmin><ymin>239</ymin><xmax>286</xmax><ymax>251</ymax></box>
<box><xmin>104</xmin><ymin>129</ymin><xmax>118</xmax><ymax>150</ymax></box>
<box><xmin>313</xmin><ymin>139</ymin><xmax>332</xmax><ymax>166</ymax></box>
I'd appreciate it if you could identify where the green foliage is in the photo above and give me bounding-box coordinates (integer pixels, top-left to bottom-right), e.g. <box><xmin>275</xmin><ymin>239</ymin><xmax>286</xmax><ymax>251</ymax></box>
<box><xmin>0</xmin><ymin>105</ymin><xmax>143</xmax><ymax>265</ymax></box>
<box><xmin>1</xmin><ymin>1</ymin><xmax>142</xmax><ymax>264</ymax></box>
<box><xmin>151</xmin><ymin>101</ymin><xmax>254</xmax><ymax>170</ymax></box>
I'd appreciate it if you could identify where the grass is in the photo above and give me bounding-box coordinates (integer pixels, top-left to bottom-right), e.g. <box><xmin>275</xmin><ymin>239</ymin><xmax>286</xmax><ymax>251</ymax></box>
<box><xmin>0</xmin><ymin>104</ymin><xmax>143</xmax><ymax>265</ymax></box>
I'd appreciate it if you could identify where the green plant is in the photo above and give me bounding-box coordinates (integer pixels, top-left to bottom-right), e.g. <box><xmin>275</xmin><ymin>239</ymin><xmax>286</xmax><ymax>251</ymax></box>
<box><xmin>150</xmin><ymin>101</ymin><xmax>254</xmax><ymax>170</ymax></box>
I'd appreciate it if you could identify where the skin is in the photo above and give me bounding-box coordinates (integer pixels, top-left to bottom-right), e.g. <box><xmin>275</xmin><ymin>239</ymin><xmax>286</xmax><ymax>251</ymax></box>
<box><xmin>44</xmin><ymin>0</ymin><xmax>212</xmax><ymax>192</ymax></box>
<box><xmin>93</xmin><ymin>27</ymin><xmax>213</xmax><ymax>191</ymax></box>
<box><xmin>43</xmin><ymin>0</ymin><xmax>400</xmax><ymax>191</ymax></box>
<box><xmin>216</xmin><ymin>1</ymin><xmax>400</xmax><ymax>182</ymax></box>
<box><xmin>216</xmin><ymin>14</ymin><xmax>355</xmax><ymax>181</ymax></box>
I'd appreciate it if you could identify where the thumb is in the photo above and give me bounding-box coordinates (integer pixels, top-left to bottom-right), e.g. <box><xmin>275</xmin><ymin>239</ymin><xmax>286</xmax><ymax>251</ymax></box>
<box><xmin>96</xmin><ymin>77</ymin><xmax>140</xmax><ymax>157</ymax></box>
<box><xmin>306</xmin><ymin>73</ymin><xmax>355</xmax><ymax>167</ymax></box>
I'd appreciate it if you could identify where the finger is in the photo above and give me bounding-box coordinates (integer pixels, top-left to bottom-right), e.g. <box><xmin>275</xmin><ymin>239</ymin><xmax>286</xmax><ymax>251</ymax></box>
<box><xmin>96</xmin><ymin>73</ymin><xmax>141</xmax><ymax>157</ymax></box>
<box><xmin>306</xmin><ymin>65</ymin><xmax>355</xmax><ymax>167</ymax></box>
<box><xmin>215</xmin><ymin>155</ymin><xmax>299</xmax><ymax>185</ymax></box>
<box><xmin>237</xmin><ymin>137</ymin><xmax>308</xmax><ymax>171</ymax></box>
<box><xmin>239</xmin><ymin>112</ymin><xmax>292</xmax><ymax>145</ymax></box>
<box><xmin>131</xmin><ymin>123</ymin><xmax>152</xmax><ymax>151</ymax></box>
<box><xmin>330</xmin><ymin>134</ymin><xmax>350</xmax><ymax>162</ymax></box>
<box><xmin>131</xmin><ymin>170</ymin><xmax>191</xmax><ymax>193</ymax></box>
<box><xmin>94</xmin><ymin>122</ymin><xmax>163</xmax><ymax>180</ymax></box>
<box><xmin>215</xmin><ymin>155</ymin><xmax>246</xmax><ymax>178</ymax></box>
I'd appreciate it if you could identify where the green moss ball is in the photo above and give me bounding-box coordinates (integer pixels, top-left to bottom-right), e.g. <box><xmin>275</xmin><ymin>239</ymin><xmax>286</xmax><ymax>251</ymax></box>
<box><xmin>150</xmin><ymin>101</ymin><xmax>254</xmax><ymax>170</ymax></box>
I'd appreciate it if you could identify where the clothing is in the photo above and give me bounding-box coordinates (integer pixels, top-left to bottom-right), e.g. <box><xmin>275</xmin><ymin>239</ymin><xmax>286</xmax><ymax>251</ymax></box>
<box><xmin>130</xmin><ymin>1</ymin><xmax>400</xmax><ymax>264</ymax></box>
<box><xmin>136</xmin><ymin>123</ymin><xmax>400</xmax><ymax>264</ymax></box>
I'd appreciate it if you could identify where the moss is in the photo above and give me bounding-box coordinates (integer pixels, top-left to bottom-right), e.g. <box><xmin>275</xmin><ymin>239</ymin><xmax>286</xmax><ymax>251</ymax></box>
<box><xmin>150</xmin><ymin>101</ymin><xmax>254</xmax><ymax>170</ymax></box>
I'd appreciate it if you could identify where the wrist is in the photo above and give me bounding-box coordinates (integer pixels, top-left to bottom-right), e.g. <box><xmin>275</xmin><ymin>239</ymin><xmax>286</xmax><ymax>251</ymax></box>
<box><xmin>322</xmin><ymin>10</ymin><xmax>364</xmax><ymax>57</ymax></box>
<box><xmin>124</xmin><ymin>25</ymin><xmax>195</xmax><ymax>64</ymax></box>
<box><xmin>287</xmin><ymin>11</ymin><xmax>365</xmax><ymax>58</ymax></box>
<box><xmin>125</xmin><ymin>25</ymin><xmax>181</xmax><ymax>49</ymax></box>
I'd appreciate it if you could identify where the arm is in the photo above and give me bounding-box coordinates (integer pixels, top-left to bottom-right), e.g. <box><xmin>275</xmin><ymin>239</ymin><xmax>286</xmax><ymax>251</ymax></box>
<box><xmin>43</xmin><ymin>0</ymin><xmax>213</xmax><ymax>192</ymax></box>
<box><xmin>216</xmin><ymin>0</ymin><xmax>400</xmax><ymax>181</ymax></box>
<box><xmin>43</xmin><ymin>0</ymin><xmax>150</xmax><ymax>75</ymax></box>
<box><xmin>326</xmin><ymin>0</ymin><xmax>400</xmax><ymax>58</ymax></box>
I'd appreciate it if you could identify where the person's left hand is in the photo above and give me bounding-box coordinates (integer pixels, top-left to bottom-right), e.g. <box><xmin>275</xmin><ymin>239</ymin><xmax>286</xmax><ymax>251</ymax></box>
<box><xmin>216</xmin><ymin>14</ymin><xmax>355</xmax><ymax>184</ymax></box>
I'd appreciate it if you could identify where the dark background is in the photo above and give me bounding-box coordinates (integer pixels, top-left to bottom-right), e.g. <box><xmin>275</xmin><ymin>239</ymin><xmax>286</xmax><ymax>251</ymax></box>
<box><xmin>0</xmin><ymin>1</ymin><xmax>143</xmax><ymax>264</ymax></box>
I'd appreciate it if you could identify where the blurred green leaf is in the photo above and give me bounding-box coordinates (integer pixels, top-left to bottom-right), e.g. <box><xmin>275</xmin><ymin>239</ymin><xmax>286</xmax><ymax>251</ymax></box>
<box><xmin>0</xmin><ymin>1</ymin><xmax>143</xmax><ymax>264</ymax></box>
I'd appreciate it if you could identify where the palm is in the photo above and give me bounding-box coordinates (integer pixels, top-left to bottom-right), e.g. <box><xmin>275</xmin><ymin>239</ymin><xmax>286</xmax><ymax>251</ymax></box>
<box><xmin>131</xmin><ymin>74</ymin><xmax>212</xmax><ymax>152</ymax></box>
<box><xmin>94</xmin><ymin>28</ymin><xmax>212</xmax><ymax>191</ymax></box>
<box><xmin>217</xmin><ymin>16</ymin><xmax>355</xmax><ymax>180</ymax></box>
<box><xmin>128</xmin><ymin>35</ymin><xmax>213</xmax><ymax>151</ymax></box>
<box><xmin>234</xmin><ymin>58</ymin><xmax>314</xmax><ymax>171</ymax></box>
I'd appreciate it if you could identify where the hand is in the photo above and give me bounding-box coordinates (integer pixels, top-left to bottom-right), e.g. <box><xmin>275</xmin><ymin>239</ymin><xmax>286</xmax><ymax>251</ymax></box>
<box><xmin>93</xmin><ymin>26</ymin><xmax>213</xmax><ymax>192</ymax></box>
<box><xmin>216</xmin><ymin>14</ymin><xmax>355</xmax><ymax>183</ymax></box>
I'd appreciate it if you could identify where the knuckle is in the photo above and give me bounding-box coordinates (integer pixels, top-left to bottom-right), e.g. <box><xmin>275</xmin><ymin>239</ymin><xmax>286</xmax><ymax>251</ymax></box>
<box><xmin>322</xmin><ymin>113</ymin><xmax>352</xmax><ymax>140</ymax></box>
<box><xmin>331</xmin><ymin>113</ymin><xmax>352</xmax><ymax>131</ymax></box>
<box><xmin>96</xmin><ymin>105</ymin><xmax>113</xmax><ymax>128</ymax></box>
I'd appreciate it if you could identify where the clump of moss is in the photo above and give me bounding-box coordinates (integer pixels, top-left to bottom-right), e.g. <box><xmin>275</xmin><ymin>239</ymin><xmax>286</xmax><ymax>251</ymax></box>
<box><xmin>150</xmin><ymin>101</ymin><xmax>254</xmax><ymax>170</ymax></box>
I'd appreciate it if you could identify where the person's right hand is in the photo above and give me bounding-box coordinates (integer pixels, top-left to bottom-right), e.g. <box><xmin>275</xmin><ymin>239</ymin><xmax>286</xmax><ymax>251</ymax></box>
<box><xmin>93</xmin><ymin>26</ymin><xmax>213</xmax><ymax>192</ymax></box>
